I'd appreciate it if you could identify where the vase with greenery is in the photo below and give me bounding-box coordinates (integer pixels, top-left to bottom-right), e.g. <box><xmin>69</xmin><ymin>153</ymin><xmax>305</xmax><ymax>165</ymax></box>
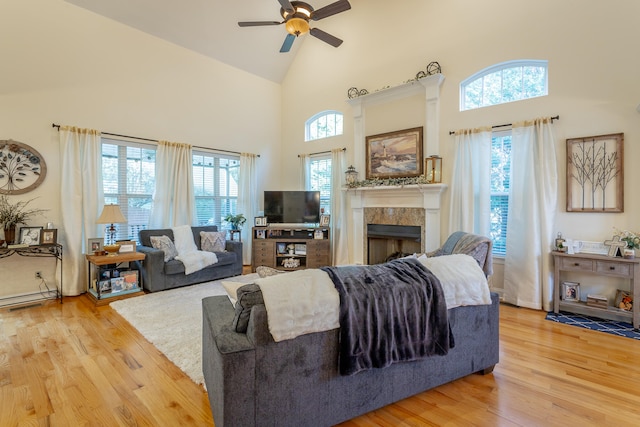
<box><xmin>0</xmin><ymin>195</ymin><xmax>47</xmax><ymax>244</ymax></box>
<box><xmin>224</xmin><ymin>213</ymin><xmax>246</xmax><ymax>230</ymax></box>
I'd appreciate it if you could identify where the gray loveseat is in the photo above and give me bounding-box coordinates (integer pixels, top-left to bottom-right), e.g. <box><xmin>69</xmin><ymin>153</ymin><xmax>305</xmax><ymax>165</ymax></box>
<box><xmin>135</xmin><ymin>226</ymin><xmax>242</xmax><ymax>292</ymax></box>
<box><xmin>202</xmin><ymin>233</ymin><xmax>499</xmax><ymax>427</ymax></box>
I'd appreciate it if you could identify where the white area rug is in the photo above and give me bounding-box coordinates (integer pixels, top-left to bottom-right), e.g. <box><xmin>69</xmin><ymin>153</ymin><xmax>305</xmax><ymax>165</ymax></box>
<box><xmin>110</xmin><ymin>274</ymin><xmax>258</xmax><ymax>387</ymax></box>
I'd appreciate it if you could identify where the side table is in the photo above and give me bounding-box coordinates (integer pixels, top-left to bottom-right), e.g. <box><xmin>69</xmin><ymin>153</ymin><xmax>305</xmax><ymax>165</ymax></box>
<box><xmin>86</xmin><ymin>252</ymin><xmax>145</xmax><ymax>306</ymax></box>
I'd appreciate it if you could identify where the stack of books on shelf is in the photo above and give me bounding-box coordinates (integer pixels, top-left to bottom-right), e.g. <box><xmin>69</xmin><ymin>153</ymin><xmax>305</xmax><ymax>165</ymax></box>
<box><xmin>586</xmin><ymin>294</ymin><xmax>608</xmax><ymax>309</ymax></box>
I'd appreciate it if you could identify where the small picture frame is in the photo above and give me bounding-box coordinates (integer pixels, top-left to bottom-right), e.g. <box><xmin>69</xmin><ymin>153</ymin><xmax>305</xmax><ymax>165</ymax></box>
<box><xmin>320</xmin><ymin>214</ymin><xmax>331</xmax><ymax>227</ymax></box>
<box><xmin>256</xmin><ymin>229</ymin><xmax>266</xmax><ymax>239</ymax></box>
<box><xmin>255</xmin><ymin>216</ymin><xmax>267</xmax><ymax>227</ymax></box>
<box><xmin>40</xmin><ymin>229</ymin><xmax>57</xmax><ymax>245</ymax></box>
<box><xmin>117</xmin><ymin>240</ymin><xmax>136</xmax><ymax>253</ymax></box>
<box><xmin>276</xmin><ymin>242</ymin><xmax>287</xmax><ymax>254</ymax></box>
<box><xmin>562</xmin><ymin>281</ymin><xmax>580</xmax><ymax>302</ymax></box>
<box><xmin>88</xmin><ymin>237</ymin><xmax>104</xmax><ymax>254</ymax></box>
<box><xmin>19</xmin><ymin>226</ymin><xmax>43</xmax><ymax>246</ymax></box>
<box><xmin>314</xmin><ymin>229</ymin><xmax>324</xmax><ymax>240</ymax></box>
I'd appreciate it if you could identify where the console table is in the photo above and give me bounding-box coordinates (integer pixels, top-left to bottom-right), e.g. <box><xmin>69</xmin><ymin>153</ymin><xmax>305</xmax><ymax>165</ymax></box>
<box><xmin>552</xmin><ymin>251</ymin><xmax>639</xmax><ymax>330</ymax></box>
<box><xmin>0</xmin><ymin>244</ymin><xmax>63</xmax><ymax>304</ymax></box>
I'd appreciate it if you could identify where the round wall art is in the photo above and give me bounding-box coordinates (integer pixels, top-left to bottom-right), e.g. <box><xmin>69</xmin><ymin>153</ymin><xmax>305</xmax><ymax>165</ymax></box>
<box><xmin>0</xmin><ymin>139</ymin><xmax>47</xmax><ymax>194</ymax></box>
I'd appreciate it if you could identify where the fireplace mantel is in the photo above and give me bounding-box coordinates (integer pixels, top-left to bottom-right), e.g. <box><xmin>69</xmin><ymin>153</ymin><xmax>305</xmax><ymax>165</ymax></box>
<box><xmin>346</xmin><ymin>184</ymin><xmax>447</xmax><ymax>264</ymax></box>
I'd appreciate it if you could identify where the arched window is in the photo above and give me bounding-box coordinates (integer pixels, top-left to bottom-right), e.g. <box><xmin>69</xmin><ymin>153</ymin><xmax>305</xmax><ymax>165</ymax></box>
<box><xmin>460</xmin><ymin>60</ymin><xmax>548</xmax><ymax>111</ymax></box>
<box><xmin>305</xmin><ymin>110</ymin><xmax>343</xmax><ymax>141</ymax></box>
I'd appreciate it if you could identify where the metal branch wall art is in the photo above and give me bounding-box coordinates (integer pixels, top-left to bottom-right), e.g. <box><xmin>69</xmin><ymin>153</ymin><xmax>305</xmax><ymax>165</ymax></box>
<box><xmin>566</xmin><ymin>133</ymin><xmax>623</xmax><ymax>212</ymax></box>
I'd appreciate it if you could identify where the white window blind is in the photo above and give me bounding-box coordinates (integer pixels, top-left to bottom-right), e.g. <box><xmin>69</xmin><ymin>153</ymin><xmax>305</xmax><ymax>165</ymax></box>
<box><xmin>192</xmin><ymin>151</ymin><xmax>240</xmax><ymax>228</ymax></box>
<box><xmin>490</xmin><ymin>131</ymin><xmax>512</xmax><ymax>256</ymax></box>
<box><xmin>309</xmin><ymin>155</ymin><xmax>332</xmax><ymax>214</ymax></box>
<box><xmin>102</xmin><ymin>138</ymin><xmax>156</xmax><ymax>243</ymax></box>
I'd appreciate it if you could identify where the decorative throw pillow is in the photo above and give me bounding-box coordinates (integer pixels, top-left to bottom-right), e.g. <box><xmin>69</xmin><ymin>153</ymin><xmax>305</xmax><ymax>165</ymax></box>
<box><xmin>232</xmin><ymin>283</ymin><xmax>264</xmax><ymax>333</ymax></box>
<box><xmin>256</xmin><ymin>265</ymin><xmax>286</xmax><ymax>278</ymax></box>
<box><xmin>200</xmin><ymin>231</ymin><xmax>227</xmax><ymax>252</ymax></box>
<box><xmin>150</xmin><ymin>235</ymin><xmax>178</xmax><ymax>262</ymax></box>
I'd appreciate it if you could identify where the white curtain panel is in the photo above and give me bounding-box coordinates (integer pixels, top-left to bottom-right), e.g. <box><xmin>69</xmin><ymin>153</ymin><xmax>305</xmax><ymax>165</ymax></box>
<box><xmin>503</xmin><ymin>118</ymin><xmax>558</xmax><ymax>311</ymax></box>
<box><xmin>331</xmin><ymin>148</ymin><xmax>349</xmax><ymax>265</ymax></box>
<box><xmin>448</xmin><ymin>127</ymin><xmax>492</xmax><ymax>236</ymax></box>
<box><xmin>299</xmin><ymin>154</ymin><xmax>310</xmax><ymax>190</ymax></box>
<box><xmin>59</xmin><ymin>126</ymin><xmax>103</xmax><ymax>296</ymax></box>
<box><xmin>239</xmin><ymin>153</ymin><xmax>257</xmax><ymax>264</ymax></box>
<box><xmin>148</xmin><ymin>141</ymin><xmax>195</xmax><ymax>228</ymax></box>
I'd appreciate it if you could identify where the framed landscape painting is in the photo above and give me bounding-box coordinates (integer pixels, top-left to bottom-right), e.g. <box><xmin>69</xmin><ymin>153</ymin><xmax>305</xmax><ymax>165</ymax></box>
<box><xmin>365</xmin><ymin>127</ymin><xmax>423</xmax><ymax>180</ymax></box>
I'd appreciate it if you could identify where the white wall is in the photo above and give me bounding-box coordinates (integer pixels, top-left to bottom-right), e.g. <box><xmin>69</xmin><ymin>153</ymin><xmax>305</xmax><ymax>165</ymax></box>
<box><xmin>281</xmin><ymin>0</ymin><xmax>640</xmax><ymax>293</ymax></box>
<box><xmin>0</xmin><ymin>0</ymin><xmax>282</xmax><ymax>298</ymax></box>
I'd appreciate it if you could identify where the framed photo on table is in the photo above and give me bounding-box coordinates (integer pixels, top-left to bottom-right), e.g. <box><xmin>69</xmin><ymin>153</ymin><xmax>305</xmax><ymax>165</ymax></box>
<box><xmin>19</xmin><ymin>226</ymin><xmax>43</xmax><ymax>246</ymax></box>
<box><xmin>88</xmin><ymin>237</ymin><xmax>104</xmax><ymax>254</ymax></box>
<box><xmin>40</xmin><ymin>229</ymin><xmax>57</xmax><ymax>245</ymax></box>
<box><xmin>320</xmin><ymin>214</ymin><xmax>331</xmax><ymax>227</ymax></box>
<box><xmin>255</xmin><ymin>216</ymin><xmax>267</xmax><ymax>227</ymax></box>
<box><xmin>365</xmin><ymin>126</ymin><xmax>423</xmax><ymax>180</ymax></box>
<box><xmin>562</xmin><ymin>281</ymin><xmax>580</xmax><ymax>302</ymax></box>
<box><xmin>116</xmin><ymin>240</ymin><xmax>136</xmax><ymax>253</ymax></box>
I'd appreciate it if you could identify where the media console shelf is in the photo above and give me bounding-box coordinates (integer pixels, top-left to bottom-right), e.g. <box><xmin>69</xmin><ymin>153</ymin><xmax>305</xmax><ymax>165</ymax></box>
<box><xmin>252</xmin><ymin>226</ymin><xmax>330</xmax><ymax>272</ymax></box>
<box><xmin>552</xmin><ymin>251</ymin><xmax>640</xmax><ymax>330</ymax></box>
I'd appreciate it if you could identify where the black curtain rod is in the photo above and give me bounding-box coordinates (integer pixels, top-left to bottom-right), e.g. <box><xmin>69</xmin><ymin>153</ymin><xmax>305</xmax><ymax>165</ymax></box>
<box><xmin>297</xmin><ymin>147</ymin><xmax>346</xmax><ymax>158</ymax></box>
<box><xmin>52</xmin><ymin>123</ymin><xmax>258</xmax><ymax>157</ymax></box>
<box><xmin>448</xmin><ymin>115</ymin><xmax>560</xmax><ymax>135</ymax></box>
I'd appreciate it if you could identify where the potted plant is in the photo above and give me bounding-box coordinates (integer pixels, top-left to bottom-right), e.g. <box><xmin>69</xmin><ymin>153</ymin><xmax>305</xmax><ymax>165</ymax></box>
<box><xmin>0</xmin><ymin>195</ymin><xmax>47</xmax><ymax>244</ymax></box>
<box><xmin>224</xmin><ymin>213</ymin><xmax>246</xmax><ymax>230</ymax></box>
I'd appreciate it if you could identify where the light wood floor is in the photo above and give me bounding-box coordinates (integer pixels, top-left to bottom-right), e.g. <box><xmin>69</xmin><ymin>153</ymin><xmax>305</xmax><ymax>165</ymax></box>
<box><xmin>1</xmin><ymin>295</ymin><xmax>639</xmax><ymax>427</ymax></box>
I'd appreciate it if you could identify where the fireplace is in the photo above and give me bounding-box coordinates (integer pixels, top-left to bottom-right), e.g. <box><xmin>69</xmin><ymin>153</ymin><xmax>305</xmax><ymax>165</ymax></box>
<box><xmin>367</xmin><ymin>224</ymin><xmax>421</xmax><ymax>264</ymax></box>
<box><xmin>346</xmin><ymin>184</ymin><xmax>446</xmax><ymax>265</ymax></box>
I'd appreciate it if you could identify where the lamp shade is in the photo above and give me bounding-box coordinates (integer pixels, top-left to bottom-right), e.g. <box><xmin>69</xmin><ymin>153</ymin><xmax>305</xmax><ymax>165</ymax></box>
<box><xmin>96</xmin><ymin>204</ymin><xmax>126</xmax><ymax>224</ymax></box>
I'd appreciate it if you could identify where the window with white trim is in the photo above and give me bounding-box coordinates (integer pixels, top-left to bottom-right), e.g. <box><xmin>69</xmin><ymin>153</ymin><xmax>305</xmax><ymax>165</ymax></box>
<box><xmin>305</xmin><ymin>110</ymin><xmax>343</xmax><ymax>142</ymax></box>
<box><xmin>192</xmin><ymin>151</ymin><xmax>240</xmax><ymax>228</ymax></box>
<box><xmin>102</xmin><ymin>138</ymin><xmax>156</xmax><ymax>243</ymax></box>
<box><xmin>460</xmin><ymin>60</ymin><xmax>548</xmax><ymax>111</ymax></box>
<box><xmin>490</xmin><ymin>130</ymin><xmax>512</xmax><ymax>256</ymax></box>
<box><xmin>309</xmin><ymin>155</ymin><xmax>332</xmax><ymax>214</ymax></box>
<box><xmin>102</xmin><ymin>139</ymin><xmax>240</xmax><ymax>243</ymax></box>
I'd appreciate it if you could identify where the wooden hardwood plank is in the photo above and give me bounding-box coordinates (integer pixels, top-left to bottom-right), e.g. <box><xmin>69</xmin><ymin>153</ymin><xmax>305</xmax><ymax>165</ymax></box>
<box><xmin>2</xmin><ymin>296</ymin><xmax>640</xmax><ymax>426</ymax></box>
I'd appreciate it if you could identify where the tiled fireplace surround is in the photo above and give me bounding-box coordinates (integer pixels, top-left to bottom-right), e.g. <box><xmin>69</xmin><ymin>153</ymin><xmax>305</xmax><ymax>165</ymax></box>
<box><xmin>345</xmin><ymin>74</ymin><xmax>447</xmax><ymax>265</ymax></box>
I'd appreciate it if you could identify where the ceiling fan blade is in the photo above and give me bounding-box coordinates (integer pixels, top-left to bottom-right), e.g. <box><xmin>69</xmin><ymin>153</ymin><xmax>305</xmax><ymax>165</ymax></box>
<box><xmin>280</xmin><ymin>33</ymin><xmax>296</xmax><ymax>53</ymax></box>
<box><xmin>238</xmin><ymin>21</ymin><xmax>282</xmax><ymax>27</ymax></box>
<box><xmin>277</xmin><ymin>0</ymin><xmax>295</xmax><ymax>14</ymax></box>
<box><xmin>311</xmin><ymin>0</ymin><xmax>351</xmax><ymax>21</ymax></box>
<box><xmin>310</xmin><ymin>27</ymin><xmax>343</xmax><ymax>47</ymax></box>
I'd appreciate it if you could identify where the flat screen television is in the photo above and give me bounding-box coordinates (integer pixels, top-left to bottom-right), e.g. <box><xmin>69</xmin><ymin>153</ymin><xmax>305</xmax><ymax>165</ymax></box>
<box><xmin>264</xmin><ymin>191</ymin><xmax>321</xmax><ymax>224</ymax></box>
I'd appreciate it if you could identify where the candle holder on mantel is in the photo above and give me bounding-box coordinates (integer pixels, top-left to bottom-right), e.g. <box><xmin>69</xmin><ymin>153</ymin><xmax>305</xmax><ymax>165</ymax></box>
<box><xmin>425</xmin><ymin>155</ymin><xmax>442</xmax><ymax>183</ymax></box>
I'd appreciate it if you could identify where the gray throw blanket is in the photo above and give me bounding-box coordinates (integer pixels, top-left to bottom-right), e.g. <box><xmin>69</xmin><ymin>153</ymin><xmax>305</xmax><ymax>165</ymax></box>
<box><xmin>321</xmin><ymin>258</ymin><xmax>454</xmax><ymax>376</ymax></box>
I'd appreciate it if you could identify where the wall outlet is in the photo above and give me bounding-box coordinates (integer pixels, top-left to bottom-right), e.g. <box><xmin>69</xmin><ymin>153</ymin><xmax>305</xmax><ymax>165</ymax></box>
<box><xmin>35</xmin><ymin>271</ymin><xmax>42</xmax><ymax>279</ymax></box>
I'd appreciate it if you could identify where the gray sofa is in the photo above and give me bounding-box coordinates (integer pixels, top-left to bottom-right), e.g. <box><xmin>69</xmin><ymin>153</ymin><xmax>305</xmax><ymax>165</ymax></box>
<box><xmin>202</xmin><ymin>232</ymin><xmax>499</xmax><ymax>427</ymax></box>
<box><xmin>135</xmin><ymin>226</ymin><xmax>243</xmax><ymax>292</ymax></box>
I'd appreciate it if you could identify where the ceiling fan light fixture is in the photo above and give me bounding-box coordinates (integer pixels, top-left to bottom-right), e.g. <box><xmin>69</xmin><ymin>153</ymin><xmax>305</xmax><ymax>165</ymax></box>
<box><xmin>285</xmin><ymin>17</ymin><xmax>310</xmax><ymax>36</ymax></box>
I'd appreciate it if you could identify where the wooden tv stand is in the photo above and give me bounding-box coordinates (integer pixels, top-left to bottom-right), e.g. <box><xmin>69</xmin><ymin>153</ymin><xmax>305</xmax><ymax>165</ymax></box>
<box><xmin>251</xmin><ymin>225</ymin><xmax>331</xmax><ymax>272</ymax></box>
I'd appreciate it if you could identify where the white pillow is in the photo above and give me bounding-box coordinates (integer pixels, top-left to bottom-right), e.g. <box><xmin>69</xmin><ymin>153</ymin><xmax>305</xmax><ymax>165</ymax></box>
<box><xmin>222</xmin><ymin>280</ymin><xmax>249</xmax><ymax>307</ymax></box>
<box><xmin>200</xmin><ymin>231</ymin><xmax>227</xmax><ymax>252</ymax></box>
<box><xmin>417</xmin><ymin>253</ymin><xmax>491</xmax><ymax>308</ymax></box>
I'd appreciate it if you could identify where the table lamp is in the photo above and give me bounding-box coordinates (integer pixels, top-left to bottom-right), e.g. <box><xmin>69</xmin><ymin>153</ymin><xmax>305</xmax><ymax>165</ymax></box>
<box><xmin>96</xmin><ymin>204</ymin><xmax>126</xmax><ymax>255</ymax></box>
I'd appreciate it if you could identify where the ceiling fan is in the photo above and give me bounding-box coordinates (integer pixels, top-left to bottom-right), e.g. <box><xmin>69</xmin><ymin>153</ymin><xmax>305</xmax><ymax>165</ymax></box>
<box><xmin>238</xmin><ymin>0</ymin><xmax>351</xmax><ymax>53</ymax></box>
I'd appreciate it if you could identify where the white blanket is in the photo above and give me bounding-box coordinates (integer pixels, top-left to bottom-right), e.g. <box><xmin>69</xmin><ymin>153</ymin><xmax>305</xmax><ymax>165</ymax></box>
<box><xmin>254</xmin><ymin>254</ymin><xmax>490</xmax><ymax>342</ymax></box>
<box><xmin>172</xmin><ymin>225</ymin><xmax>218</xmax><ymax>275</ymax></box>
<box><xmin>255</xmin><ymin>269</ymin><xmax>340</xmax><ymax>342</ymax></box>
<box><xmin>416</xmin><ymin>253</ymin><xmax>492</xmax><ymax>308</ymax></box>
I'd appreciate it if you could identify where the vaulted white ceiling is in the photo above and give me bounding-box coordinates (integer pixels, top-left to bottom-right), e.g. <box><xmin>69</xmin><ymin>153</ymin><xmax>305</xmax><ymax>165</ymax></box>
<box><xmin>65</xmin><ymin>0</ymin><xmax>351</xmax><ymax>83</ymax></box>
